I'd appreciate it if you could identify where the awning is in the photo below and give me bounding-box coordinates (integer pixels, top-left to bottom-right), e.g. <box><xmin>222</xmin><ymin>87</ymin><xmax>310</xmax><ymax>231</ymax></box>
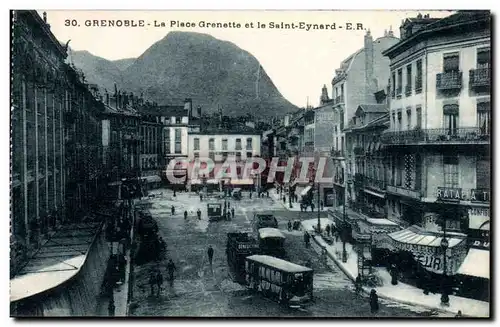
<box><xmin>231</xmin><ymin>179</ymin><xmax>254</xmax><ymax>185</ymax></box>
<box><xmin>143</xmin><ymin>175</ymin><xmax>161</xmax><ymax>183</ymax></box>
<box><xmin>389</xmin><ymin>226</ymin><xmax>465</xmax><ymax>248</ymax></box>
<box><xmin>363</xmin><ymin>188</ymin><xmax>385</xmax><ymax>198</ymax></box>
<box><xmin>457</xmin><ymin>248</ymin><xmax>489</xmax><ymax>279</ymax></box>
<box><xmin>300</xmin><ymin>185</ymin><xmax>312</xmax><ymax>197</ymax></box>
<box><xmin>389</xmin><ymin>225</ymin><xmax>467</xmax><ymax>275</ymax></box>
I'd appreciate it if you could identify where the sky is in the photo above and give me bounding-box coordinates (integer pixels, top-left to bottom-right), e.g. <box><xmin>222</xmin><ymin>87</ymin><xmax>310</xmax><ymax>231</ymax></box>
<box><xmin>44</xmin><ymin>10</ymin><xmax>453</xmax><ymax>108</ymax></box>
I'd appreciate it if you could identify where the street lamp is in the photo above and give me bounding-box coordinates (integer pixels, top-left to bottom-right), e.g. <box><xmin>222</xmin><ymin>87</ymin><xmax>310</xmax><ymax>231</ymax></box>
<box><xmin>316</xmin><ymin>182</ymin><xmax>321</xmax><ymax>233</ymax></box>
<box><xmin>342</xmin><ymin>192</ymin><xmax>348</xmax><ymax>263</ymax></box>
<box><xmin>289</xmin><ymin>184</ymin><xmax>293</xmax><ymax>208</ymax></box>
<box><xmin>440</xmin><ymin>221</ymin><xmax>450</xmax><ymax>305</ymax></box>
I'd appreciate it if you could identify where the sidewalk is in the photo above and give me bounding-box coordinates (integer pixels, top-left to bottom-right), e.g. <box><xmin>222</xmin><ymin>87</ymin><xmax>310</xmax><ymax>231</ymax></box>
<box><xmin>300</xmin><ymin>218</ymin><xmax>490</xmax><ymax>318</ymax></box>
<box><xmin>269</xmin><ymin>188</ymin><xmax>332</xmax><ymax>212</ymax></box>
<box><xmin>113</xmin><ymin>200</ymin><xmax>136</xmax><ymax>316</ymax></box>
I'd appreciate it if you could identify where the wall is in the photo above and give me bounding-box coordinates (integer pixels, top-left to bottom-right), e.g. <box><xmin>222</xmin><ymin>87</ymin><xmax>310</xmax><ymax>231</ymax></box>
<box><xmin>188</xmin><ymin>134</ymin><xmax>261</xmax><ymax>160</ymax></box>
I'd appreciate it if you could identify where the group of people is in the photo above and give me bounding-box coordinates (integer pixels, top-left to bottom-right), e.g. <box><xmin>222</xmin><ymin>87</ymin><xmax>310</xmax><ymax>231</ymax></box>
<box><xmin>148</xmin><ymin>259</ymin><xmax>177</xmax><ymax>297</ymax></box>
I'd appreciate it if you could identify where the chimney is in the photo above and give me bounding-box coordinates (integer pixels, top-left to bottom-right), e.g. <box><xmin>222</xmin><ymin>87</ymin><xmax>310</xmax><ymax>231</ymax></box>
<box><xmin>388</xmin><ymin>25</ymin><xmax>394</xmax><ymax>37</ymax></box>
<box><xmin>197</xmin><ymin>105</ymin><xmax>202</xmax><ymax>117</ymax></box>
<box><xmin>43</xmin><ymin>12</ymin><xmax>47</xmax><ymax>24</ymax></box>
<box><xmin>123</xmin><ymin>92</ymin><xmax>128</xmax><ymax>107</ymax></box>
<box><xmin>105</xmin><ymin>89</ymin><xmax>109</xmax><ymax>106</ymax></box>
<box><xmin>140</xmin><ymin>92</ymin><xmax>144</xmax><ymax>105</ymax></box>
<box><xmin>184</xmin><ymin>98</ymin><xmax>193</xmax><ymax>116</ymax></box>
<box><xmin>364</xmin><ymin>29</ymin><xmax>374</xmax><ymax>102</ymax></box>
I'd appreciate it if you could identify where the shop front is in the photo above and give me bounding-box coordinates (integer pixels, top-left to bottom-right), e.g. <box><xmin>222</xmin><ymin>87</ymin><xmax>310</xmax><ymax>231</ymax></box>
<box><xmin>388</xmin><ymin>225</ymin><xmax>468</xmax><ymax>292</ymax></box>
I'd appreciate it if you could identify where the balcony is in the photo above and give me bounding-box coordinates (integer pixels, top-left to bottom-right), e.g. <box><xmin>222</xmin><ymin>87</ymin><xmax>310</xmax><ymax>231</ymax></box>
<box><xmin>334</xmin><ymin>96</ymin><xmax>344</xmax><ymax>106</ymax></box>
<box><xmin>334</xmin><ymin>174</ymin><xmax>344</xmax><ymax>185</ymax></box>
<box><xmin>469</xmin><ymin>68</ymin><xmax>490</xmax><ymax>89</ymax></box>
<box><xmin>405</xmin><ymin>84</ymin><xmax>412</xmax><ymax>96</ymax></box>
<box><xmin>331</xmin><ymin>149</ymin><xmax>345</xmax><ymax>158</ymax></box>
<box><xmin>364</xmin><ymin>176</ymin><xmax>386</xmax><ymax>191</ymax></box>
<box><xmin>381</xmin><ymin>127</ymin><xmax>489</xmax><ymax>145</ymax></box>
<box><xmin>436</xmin><ymin>71</ymin><xmax>462</xmax><ymax>91</ymax></box>
<box><xmin>415</xmin><ymin>77</ymin><xmax>422</xmax><ymax>94</ymax></box>
<box><xmin>353</xmin><ymin>147</ymin><xmax>365</xmax><ymax>156</ymax></box>
<box><xmin>354</xmin><ymin>173</ymin><xmax>364</xmax><ymax>185</ymax></box>
<box><xmin>396</xmin><ymin>87</ymin><xmax>402</xmax><ymax>97</ymax></box>
<box><xmin>386</xmin><ymin>185</ymin><xmax>421</xmax><ymax>199</ymax></box>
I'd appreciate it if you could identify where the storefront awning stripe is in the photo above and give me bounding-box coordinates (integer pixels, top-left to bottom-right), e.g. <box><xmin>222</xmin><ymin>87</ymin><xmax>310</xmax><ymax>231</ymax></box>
<box><xmin>457</xmin><ymin>249</ymin><xmax>489</xmax><ymax>279</ymax></box>
<box><xmin>300</xmin><ymin>186</ymin><xmax>312</xmax><ymax>197</ymax></box>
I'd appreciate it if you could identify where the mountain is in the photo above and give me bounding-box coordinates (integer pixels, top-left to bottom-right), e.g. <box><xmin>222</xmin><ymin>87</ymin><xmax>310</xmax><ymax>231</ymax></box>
<box><xmin>69</xmin><ymin>50</ymin><xmax>125</xmax><ymax>92</ymax></box>
<box><xmin>113</xmin><ymin>58</ymin><xmax>136</xmax><ymax>71</ymax></box>
<box><xmin>71</xmin><ymin>32</ymin><xmax>298</xmax><ymax>117</ymax></box>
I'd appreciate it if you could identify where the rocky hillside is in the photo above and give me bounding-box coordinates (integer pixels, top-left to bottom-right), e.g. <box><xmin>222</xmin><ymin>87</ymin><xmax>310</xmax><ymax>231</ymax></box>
<box><xmin>71</xmin><ymin>31</ymin><xmax>297</xmax><ymax>117</ymax></box>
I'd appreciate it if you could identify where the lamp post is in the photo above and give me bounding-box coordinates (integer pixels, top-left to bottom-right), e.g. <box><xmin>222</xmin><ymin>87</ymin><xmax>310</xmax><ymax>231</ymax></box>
<box><xmin>289</xmin><ymin>184</ymin><xmax>293</xmax><ymax>208</ymax></box>
<box><xmin>440</xmin><ymin>219</ymin><xmax>450</xmax><ymax>305</ymax></box>
<box><xmin>317</xmin><ymin>182</ymin><xmax>321</xmax><ymax>233</ymax></box>
<box><xmin>342</xmin><ymin>192</ymin><xmax>348</xmax><ymax>263</ymax></box>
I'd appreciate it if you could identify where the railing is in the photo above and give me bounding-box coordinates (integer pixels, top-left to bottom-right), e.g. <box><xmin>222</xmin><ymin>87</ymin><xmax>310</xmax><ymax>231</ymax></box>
<box><xmin>381</xmin><ymin>127</ymin><xmax>489</xmax><ymax>145</ymax></box>
<box><xmin>331</xmin><ymin>149</ymin><xmax>344</xmax><ymax>158</ymax></box>
<box><xmin>405</xmin><ymin>84</ymin><xmax>412</xmax><ymax>96</ymax></box>
<box><xmin>396</xmin><ymin>86</ymin><xmax>402</xmax><ymax>97</ymax></box>
<box><xmin>415</xmin><ymin>77</ymin><xmax>422</xmax><ymax>93</ymax></box>
<box><xmin>354</xmin><ymin>173</ymin><xmax>364</xmax><ymax>185</ymax></box>
<box><xmin>469</xmin><ymin>68</ymin><xmax>490</xmax><ymax>88</ymax></box>
<box><xmin>364</xmin><ymin>176</ymin><xmax>386</xmax><ymax>190</ymax></box>
<box><xmin>353</xmin><ymin>147</ymin><xmax>365</xmax><ymax>156</ymax></box>
<box><xmin>436</xmin><ymin>71</ymin><xmax>463</xmax><ymax>90</ymax></box>
<box><xmin>386</xmin><ymin>185</ymin><xmax>421</xmax><ymax>199</ymax></box>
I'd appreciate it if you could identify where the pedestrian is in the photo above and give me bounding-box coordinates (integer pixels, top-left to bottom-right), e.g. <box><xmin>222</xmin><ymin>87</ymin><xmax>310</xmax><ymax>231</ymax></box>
<box><xmin>184</xmin><ymin>210</ymin><xmax>188</xmax><ymax>220</ymax></box>
<box><xmin>325</xmin><ymin>224</ymin><xmax>331</xmax><ymax>237</ymax></box>
<box><xmin>287</xmin><ymin>220</ymin><xmax>292</xmax><ymax>232</ymax></box>
<box><xmin>300</xmin><ymin>203</ymin><xmax>303</xmax><ymax>212</ymax></box>
<box><xmin>266</xmin><ymin>190</ymin><xmax>269</xmax><ymax>197</ymax></box>
<box><xmin>311</xmin><ymin>202</ymin><xmax>315</xmax><ymax>212</ymax></box>
<box><xmin>249</xmin><ymin>191</ymin><xmax>252</xmax><ymax>199</ymax></box>
<box><xmin>200</xmin><ymin>193</ymin><xmax>203</xmax><ymax>202</ymax></box>
<box><xmin>149</xmin><ymin>270</ymin><xmax>156</xmax><ymax>295</ymax></box>
<box><xmin>207</xmin><ymin>245</ymin><xmax>214</xmax><ymax>266</ymax></box>
<box><xmin>355</xmin><ymin>275</ymin><xmax>362</xmax><ymax>295</ymax></box>
<box><xmin>108</xmin><ymin>296</ymin><xmax>116</xmax><ymax>316</ymax></box>
<box><xmin>171</xmin><ymin>205</ymin><xmax>175</xmax><ymax>215</ymax></box>
<box><xmin>320</xmin><ymin>200</ymin><xmax>324</xmax><ymax>211</ymax></box>
<box><xmin>369</xmin><ymin>289</ymin><xmax>379</xmax><ymax>314</ymax></box>
<box><xmin>231</xmin><ymin>207</ymin><xmax>235</xmax><ymax>219</ymax></box>
<box><xmin>304</xmin><ymin>232</ymin><xmax>310</xmax><ymax>248</ymax></box>
<box><xmin>167</xmin><ymin>259</ymin><xmax>176</xmax><ymax>288</ymax></box>
<box><xmin>321</xmin><ymin>248</ymin><xmax>328</xmax><ymax>264</ymax></box>
<box><xmin>197</xmin><ymin>208</ymin><xmax>202</xmax><ymax>220</ymax></box>
<box><xmin>228</xmin><ymin>202</ymin><xmax>231</xmax><ymax>209</ymax></box>
<box><xmin>156</xmin><ymin>269</ymin><xmax>163</xmax><ymax>297</ymax></box>
<box><xmin>455</xmin><ymin>310</ymin><xmax>462</xmax><ymax>318</ymax></box>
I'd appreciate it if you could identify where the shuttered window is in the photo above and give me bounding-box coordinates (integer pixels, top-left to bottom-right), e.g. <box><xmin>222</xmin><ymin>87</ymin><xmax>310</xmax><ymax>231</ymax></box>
<box><xmin>476</xmin><ymin>157</ymin><xmax>490</xmax><ymax>189</ymax></box>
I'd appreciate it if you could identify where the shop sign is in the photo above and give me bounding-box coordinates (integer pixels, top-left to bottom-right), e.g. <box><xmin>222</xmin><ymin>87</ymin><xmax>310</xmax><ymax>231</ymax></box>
<box><xmin>414</xmin><ymin>253</ymin><xmax>443</xmax><ymax>273</ymax></box>
<box><xmin>437</xmin><ymin>187</ymin><xmax>490</xmax><ymax>203</ymax></box>
<box><xmin>472</xmin><ymin>240</ymin><xmax>490</xmax><ymax>249</ymax></box>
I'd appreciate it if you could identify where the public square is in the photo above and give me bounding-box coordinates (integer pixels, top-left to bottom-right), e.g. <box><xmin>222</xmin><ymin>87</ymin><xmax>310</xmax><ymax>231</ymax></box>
<box><xmin>129</xmin><ymin>189</ymin><xmax>449</xmax><ymax>317</ymax></box>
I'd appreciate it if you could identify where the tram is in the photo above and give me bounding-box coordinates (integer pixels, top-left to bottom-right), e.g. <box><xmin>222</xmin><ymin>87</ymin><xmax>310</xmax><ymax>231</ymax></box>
<box><xmin>245</xmin><ymin>255</ymin><xmax>313</xmax><ymax>307</ymax></box>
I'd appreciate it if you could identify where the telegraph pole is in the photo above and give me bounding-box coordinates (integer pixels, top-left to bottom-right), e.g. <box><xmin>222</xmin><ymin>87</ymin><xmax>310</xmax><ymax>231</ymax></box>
<box><xmin>342</xmin><ymin>195</ymin><xmax>347</xmax><ymax>263</ymax></box>
<box><xmin>317</xmin><ymin>182</ymin><xmax>321</xmax><ymax>233</ymax></box>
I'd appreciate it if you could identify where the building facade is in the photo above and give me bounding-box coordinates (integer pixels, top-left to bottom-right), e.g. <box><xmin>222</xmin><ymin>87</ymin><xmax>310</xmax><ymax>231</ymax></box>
<box><xmin>11</xmin><ymin>11</ymin><xmax>104</xmax><ymax>272</ymax></box>
<box><xmin>331</xmin><ymin>29</ymin><xmax>399</xmax><ymax>209</ymax></box>
<box><xmin>187</xmin><ymin>128</ymin><xmax>261</xmax><ymax>189</ymax></box>
<box><xmin>381</xmin><ymin>11</ymin><xmax>490</xmax><ymax>295</ymax></box>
